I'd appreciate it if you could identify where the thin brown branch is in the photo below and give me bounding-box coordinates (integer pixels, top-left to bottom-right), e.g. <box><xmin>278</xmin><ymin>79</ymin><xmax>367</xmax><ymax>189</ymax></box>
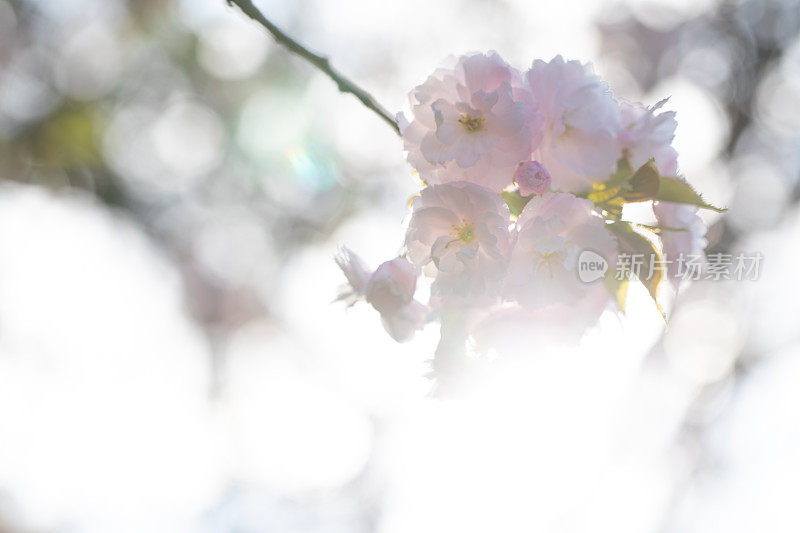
<box><xmin>225</xmin><ymin>0</ymin><xmax>401</xmax><ymax>136</ymax></box>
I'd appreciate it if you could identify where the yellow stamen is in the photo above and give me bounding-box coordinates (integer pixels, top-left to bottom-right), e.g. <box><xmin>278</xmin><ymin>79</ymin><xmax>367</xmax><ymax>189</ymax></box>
<box><xmin>459</xmin><ymin>114</ymin><xmax>484</xmax><ymax>133</ymax></box>
<box><xmin>447</xmin><ymin>220</ymin><xmax>476</xmax><ymax>247</ymax></box>
<box><xmin>539</xmin><ymin>250</ymin><xmax>559</xmax><ymax>277</ymax></box>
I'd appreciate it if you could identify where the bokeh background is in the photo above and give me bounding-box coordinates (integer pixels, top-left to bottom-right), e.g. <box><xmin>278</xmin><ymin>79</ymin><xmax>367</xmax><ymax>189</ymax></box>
<box><xmin>1</xmin><ymin>0</ymin><xmax>799</xmax><ymax>531</ymax></box>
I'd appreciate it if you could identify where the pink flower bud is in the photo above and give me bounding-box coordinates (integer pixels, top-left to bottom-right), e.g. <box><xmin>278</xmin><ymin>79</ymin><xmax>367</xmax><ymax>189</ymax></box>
<box><xmin>381</xmin><ymin>300</ymin><xmax>428</xmax><ymax>342</ymax></box>
<box><xmin>514</xmin><ymin>161</ymin><xmax>551</xmax><ymax>196</ymax></box>
<box><xmin>365</xmin><ymin>257</ymin><xmax>418</xmax><ymax>315</ymax></box>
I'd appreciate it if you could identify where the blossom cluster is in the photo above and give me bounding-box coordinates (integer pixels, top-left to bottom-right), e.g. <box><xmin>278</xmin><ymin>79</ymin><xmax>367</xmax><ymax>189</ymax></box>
<box><xmin>337</xmin><ymin>52</ymin><xmax>720</xmax><ymax>357</ymax></box>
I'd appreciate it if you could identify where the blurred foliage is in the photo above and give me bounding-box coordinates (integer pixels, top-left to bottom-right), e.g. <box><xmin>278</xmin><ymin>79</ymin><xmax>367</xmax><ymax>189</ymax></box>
<box><xmin>0</xmin><ymin>0</ymin><xmax>398</xmax><ymax>335</ymax></box>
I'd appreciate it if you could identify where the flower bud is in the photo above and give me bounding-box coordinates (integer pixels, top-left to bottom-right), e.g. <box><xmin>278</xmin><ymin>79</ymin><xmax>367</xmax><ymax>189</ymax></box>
<box><xmin>381</xmin><ymin>300</ymin><xmax>428</xmax><ymax>342</ymax></box>
<box><xmin>334</xmin><ymin>246</ymin><xmax>372</xmax><ymax>306</ymax></box>
<box><xmin>365</xmin><ymin>257</ymin><xmax>417</xmax><ymax>315</ymax></box>
<box><xmin>514</xmin><ymin>161</ymin><xmax>551</xmax><ymax>196</ymax></box>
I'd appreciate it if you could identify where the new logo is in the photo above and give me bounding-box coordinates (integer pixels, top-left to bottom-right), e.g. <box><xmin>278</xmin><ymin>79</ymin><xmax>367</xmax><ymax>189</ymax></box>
<box><xmin>578</xmin><ymin>250</ymin><xmax>608</xmax><ymax>283</ymax></box>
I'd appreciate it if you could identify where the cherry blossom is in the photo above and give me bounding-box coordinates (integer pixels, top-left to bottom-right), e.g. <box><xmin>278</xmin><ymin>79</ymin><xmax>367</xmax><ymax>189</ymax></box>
<box><xmin>472</xmin><ymin>297</ymin><xmax>612</xmax><ymax>355</ymax></box>
<box><xmin>654</xmin><ymin>201</ymin><xmax>708</xmax><ymax>285</ymax></box>
<box><xmin>405</xmin><ymin>182</ymin><xmax>512</xmax><ymax>304</ymax></box>
<box><xmin>514</xmin><ymin>160</ymin><xmax>551</xmax><ymax>196</ymax></box>
<box><xmin>335</xmin><ymin>248</ymin><xmax>428</xmax><ymax>341</ymax></box>
<box><xmin>618</xmin><ymin>98</ymin><xmax>679</xmax><ymax>175</ymax></box>
<box><xmin>398</xmin><ymin>52</ymin><xmax>540</xmax><ymax>192</ymax></box>
<box><xmin>336</xmin><ymin>51</ymin><xmax>718</xmax><ymax>372</ymax></box>
<box><xmin>381</xmin><ymin>300</ymin><xmax>429</xmax><ymax>343</ymax></box>
<box><xmin>524</xmin><ymin>56</ymin><xmax>621</xmax><ymax>193</ymax></box>
<box><xmin>365</xmin><ymin>256</ymin><xmax>418</xmax><ymax>315</ymax></box>
<box><xmin>334</xmin><ymin>246</ymin><xmax>372</xmax><ymax>307</ymax></box>
<box><xmin>505</xmin><ymin>193</ymin><xmax>617</xmax><ymax>310</ymax></box>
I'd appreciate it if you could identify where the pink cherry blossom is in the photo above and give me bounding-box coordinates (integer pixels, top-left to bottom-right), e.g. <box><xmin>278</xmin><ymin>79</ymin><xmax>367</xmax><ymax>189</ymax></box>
<box><xmin>524</xmin><ymin>56</ymin><xmax>621</xmax><ymax>193</ymax></box>
<box><xmin>335</xmin><ymin>248</ymin><xmax>428</xmax><ymax>341</ymax></box>
<box><xmin>334</xmin><ymin>246</ymin><xmax>372</xmax><ymax>306</ymax></box>
<box><xmin>505</xmin><ymin>192</ymin><xmax>617</xmax><ymax>310</ymax></box>
<box><xmin>472</xmin><ymin>296</ymin><xmax>612</xmax><ymax>355</ymax></box>
<box><xmin>618</xmin><ymin>98</ymin><xmax>678</xmax><ymax>175</ymax></box>
<box><xmin>514</xmin><ymin>160</ymin><xmax>551</xmax><ymax>196</ymax></box>
<box><xmin>653</xmin><ymin>201</ymin><xmax>708</xmax><ymax>285</ymax></box>
<box><xmin>336</xmin><ymin>51</ymin><xmax>716</xmax><ymax>354</ymax></box>
<box><xmin>405</xmin><ymin>182</ymin><xmax>512</xmax><ymax>304</ymax></box>
<box><xmin>381</xmin><ymin>300</ymin><xmax>428</xmax><ymax>342</ymax></box>
<box><xmin>398</xmin><ymin>52</ymin><xmax>541</xmax><ymax>192</ymax></box>
<box><xmin>365</xmin><ymin>256</ymin><xmax>418</xmax><ymax>315</ymax></box>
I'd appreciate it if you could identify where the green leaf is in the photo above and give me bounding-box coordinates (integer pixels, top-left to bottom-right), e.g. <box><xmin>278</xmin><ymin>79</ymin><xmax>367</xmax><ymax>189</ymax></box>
<box><xmin>586</xmin><ymin>184</ymin><xmax>623</xmax><ymax>204</ymax></box>
<box><xmin>585</xmin><ymin>159</ymin><xmax>659</xmax><ymax>218</ymax></box>
<box><xmin>587</xmin><ymin>159</ymin><xmax>636</xmax><ymax>204</ymax></box>
<box><xmin>631</xmin><ymin>222</ymin><xmax>688</xmax><ymax>234</ymax></box>
<box><xmin>501</xmin><ymin>190</ymin><xmax>532</xmax><ymax>218</ymax></box>
<box><xmin>622</xmin><ymin>160</ymin><xmax>660</xmax><ymax>202</ymax></box>
<box><xmin>607</xmin><ymin>158</ymin><xmax>634</xmax><ymax>187</ymax></box>
<box><xmin>586</xmin><ymin>185</ymin><xmax>625</xmax><ymax>219</ymax></box>
<box><xmin>656</xmin><ymin>177</ymin><xmax>726</xmax><ymax>212</ymax></box>
<box><xmin>607</xmin><ymin>221</ymin><xmax>666</xmax><ymax>320</ymax></box>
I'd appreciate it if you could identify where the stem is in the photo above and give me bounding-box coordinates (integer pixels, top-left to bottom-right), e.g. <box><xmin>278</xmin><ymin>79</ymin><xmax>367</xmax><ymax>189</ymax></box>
<box><xmin>431</xmin><ymin>309</ymin><xmax>471</xmax><ymax>396</ymax></box>
<box><xmin>225</xmin><ymin>0</ymin><xmax>401</xmax><ymax>136</ymax></box>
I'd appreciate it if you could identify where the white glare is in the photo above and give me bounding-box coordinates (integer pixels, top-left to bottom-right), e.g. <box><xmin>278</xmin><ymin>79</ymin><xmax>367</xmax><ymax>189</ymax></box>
<box><xmin>0</xmin><ymin>185</ymin><xmax>222</xmax><ymax>532</ymax></box>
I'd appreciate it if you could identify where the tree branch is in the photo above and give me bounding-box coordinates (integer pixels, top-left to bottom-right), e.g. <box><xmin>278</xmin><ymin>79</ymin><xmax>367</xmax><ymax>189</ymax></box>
<box><xmin>225</xmin><ymin>0</ymin><xmax>401</xmax><ymax>136</ymax></box>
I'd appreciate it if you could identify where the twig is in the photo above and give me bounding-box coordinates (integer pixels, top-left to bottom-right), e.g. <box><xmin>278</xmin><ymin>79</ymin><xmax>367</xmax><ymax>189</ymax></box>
<box><xmin>225</xmin><ymin>0</ymin><xmax>401</xmax><ymax>136</ymax></box>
